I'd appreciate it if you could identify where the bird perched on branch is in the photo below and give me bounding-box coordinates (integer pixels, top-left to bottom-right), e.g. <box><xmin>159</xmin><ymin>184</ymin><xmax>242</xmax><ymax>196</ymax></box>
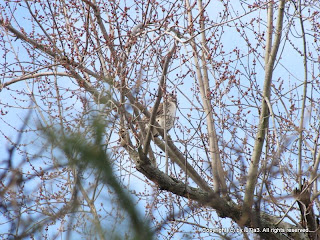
<box><xmin>144</xmin><ymin>94</ymin><xmax>177</xmax><ymax>137</ymax></box>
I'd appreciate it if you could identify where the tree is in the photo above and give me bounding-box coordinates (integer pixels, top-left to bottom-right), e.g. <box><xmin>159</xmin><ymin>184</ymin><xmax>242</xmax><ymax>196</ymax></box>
<box><xmin>1</xmin><ymin>0</ymin><xmax>320</xmax><ymax>239</ymax></box>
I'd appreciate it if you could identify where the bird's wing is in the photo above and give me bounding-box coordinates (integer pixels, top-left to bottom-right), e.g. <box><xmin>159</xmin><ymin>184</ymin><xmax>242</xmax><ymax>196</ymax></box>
<box><xmin>155</xmin><ymin>102</ymin><xmax>164</xmax><ymax>116</ymax></box>
<box><xmin>141</xmin><ymin>102</ymin><xmax>163</xmax><ymax>122</ymax></box>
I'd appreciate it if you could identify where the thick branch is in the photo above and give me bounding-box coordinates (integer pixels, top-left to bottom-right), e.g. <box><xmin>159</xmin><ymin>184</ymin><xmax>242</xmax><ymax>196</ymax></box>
<box><xmin>241</xmin><ymin>0</ymin><xmax>286</xmax><ymax>225</ymax></box>
<box><xmin>124</xmin><ymin>139</ymin><xmax>308</xmax><ymax>240</ymax></box>
<box><xmin>153</xmin><ymin>136</ymin><xmax>212</xmax><ymax>192</ymax></box>
<box><xmin>265</xmin><ymin>1</ymin><xmax>273</xmax><ymax>64</ymax></box>
<box><xmin>197</xmin><ymin>0</ymin><xmax>227</xmax><ymax>195</ymax></box>
<box><xmin>185</xmin><ymin>0</ymin><xmax>226</xmax><ymax>194</ymax></box>
<box><xmin>297</xmin><ymin>0</ymin><xmax>308</xmax><ymax>187</ymax></box>
<box><xmin>1</xmin><ymin>72</ymin><xmax>71</xmax><ymax>90</ymax></box>
<box><xmin>294</xmin><ymin>180</ymin><xmax>319</xmax><ymax>239</ymax></box>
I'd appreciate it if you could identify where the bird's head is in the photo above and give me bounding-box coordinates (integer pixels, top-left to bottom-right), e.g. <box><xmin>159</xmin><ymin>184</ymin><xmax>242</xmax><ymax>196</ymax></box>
<box><xmin>167</xmin><ymin>93</ymin><xmax>177</xmax><ymax>104</ymax></box>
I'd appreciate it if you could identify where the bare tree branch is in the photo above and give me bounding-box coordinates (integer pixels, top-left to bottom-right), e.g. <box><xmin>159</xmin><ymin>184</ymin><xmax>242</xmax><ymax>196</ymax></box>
<box><xmin>241</xmin><ymin>0</ymin><xmax>286</xmax><ymax>225</ymax></box>
<box><xmin>1</xmin><ymin>72</ymin><xmax>71</xmax><ymax>89</ymax></box>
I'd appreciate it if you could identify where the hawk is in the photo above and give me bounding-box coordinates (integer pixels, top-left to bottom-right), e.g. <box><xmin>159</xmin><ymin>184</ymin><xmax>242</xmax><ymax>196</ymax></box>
<box><xmin>144</xmin><ymin>94</ymin><xmax>177</xmax><ymax>137</ymax></box>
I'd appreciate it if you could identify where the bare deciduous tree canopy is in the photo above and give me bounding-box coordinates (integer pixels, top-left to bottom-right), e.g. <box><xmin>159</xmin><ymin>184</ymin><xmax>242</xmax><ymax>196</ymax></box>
<box><xmin>1</xmin><ymin>0</ymin><xmax>320</xmax><ymax>239</ymax></box>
